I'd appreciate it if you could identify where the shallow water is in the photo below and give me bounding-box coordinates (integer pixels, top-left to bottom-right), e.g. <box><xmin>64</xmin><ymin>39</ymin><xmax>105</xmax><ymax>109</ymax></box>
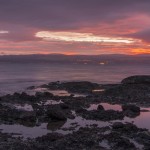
<box><xmin>0</xmin><ymin>123</ymin><xmax>50</xmax><ymax>139</ymax></box>
<box><xmin>1</xmin><ymin>103</ymin><xmax>150</xmax><ymax>138</ymax></box>
<box><xmin>124</xmin><ymin>111</ymin><xmax>150</xmax><ymax>130</ymax></box>
<box><xmin>87</xmin><ymin>103</ymin><xmax>150</xmax><ymax>130</ymax></box>
<box><xmin>0</xmin><ymin>113</ymin><xmax>110</xmax><ymax>138</ymax></box>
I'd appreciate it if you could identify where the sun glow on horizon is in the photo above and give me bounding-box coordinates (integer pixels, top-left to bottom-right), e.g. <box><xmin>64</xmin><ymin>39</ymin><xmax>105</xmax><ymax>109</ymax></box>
<box><xmin>131</xmin><ymin>48</ymin><xmax>150</xmax><ymax>54</ymax></box>
<box><xmin>35</xmin><ymin>31</ymin><xmax>138</xmax><ymax>44</ymax></box>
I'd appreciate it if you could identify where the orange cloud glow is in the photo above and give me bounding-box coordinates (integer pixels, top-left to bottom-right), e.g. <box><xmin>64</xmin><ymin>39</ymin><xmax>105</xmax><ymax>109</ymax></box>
<box><xmin>131</xmin><ymin>48</ymin><xmax>150</xmax><ymax>54</ymax></box>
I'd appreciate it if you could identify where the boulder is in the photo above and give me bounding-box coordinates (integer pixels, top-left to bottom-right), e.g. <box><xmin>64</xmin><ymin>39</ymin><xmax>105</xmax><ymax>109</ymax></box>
<box><xmin>122</xmin><ymin>104</ymin><xmax>140</xmax><ymax>118</ymax></box>
<box><xmin>97</xmin><ymin>105</ymin><xmax>104</xmax><ymax>111</ymax></box>
<box><xmin>122</xmin><ymin>104</ymin><xmax>140</xmax><ymax>113</ymax></box>
<box><xmin>47</xmin><ymin>121</ymin><xmax>66</xmax><ymax>131</ymax></box>
<box><xmin>112</xmin><ymin>122</ymin><xmax>124</xmax><ymax>129</ymax></box>
<box><xmin>46</xmin><ymin>107</ymin><xmax>67</xmax><ymax>121</ymax></box>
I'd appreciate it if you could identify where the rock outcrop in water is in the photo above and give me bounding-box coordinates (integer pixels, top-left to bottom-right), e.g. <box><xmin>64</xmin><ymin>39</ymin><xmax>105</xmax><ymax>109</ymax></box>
<box><xmin>41</xmin><ymin>81</ymin><xmax>100</xmax><ymax>94</ymax></box>
<box><xmin>102</xmin><ymin>75</ymin><xmax>150</xmax><ymax>105</ymax></box>
<box><xmin>122</xmin><ymin>104</ymin><xmax>140</xmax><ymax>118</ymax></box>
<box><xmin>121</xmin><ymin>75</ymin><xmax>150</xmax><ymax>84</ymax></box>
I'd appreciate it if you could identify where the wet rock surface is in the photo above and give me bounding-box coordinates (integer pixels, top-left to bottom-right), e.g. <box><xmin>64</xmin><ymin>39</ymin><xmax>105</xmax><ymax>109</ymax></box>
<box><xmin>0</xmin><ymin>76</ymin><xmax>150</xmax><ymax>149</ymax></box>
<box><xmin>45</xmin><ymin>81</ymin><xmax>100</xmax><ymax>94</ymax></box>
<box><xmin>76</xmin><ymin>108</ymin><xmax>124</xmax><ymax>121</ymax></box>
<box><xmin>0</xmin><ymin>123</ymin><xmax>149</xmax><ymax>150</ymax></box>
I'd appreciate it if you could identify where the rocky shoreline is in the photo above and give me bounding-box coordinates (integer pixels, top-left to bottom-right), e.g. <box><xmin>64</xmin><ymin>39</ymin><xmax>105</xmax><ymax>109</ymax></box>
<box><xmin>0</xmin><ymin>75</ymin><xmax>150</xmax><ymax>150</ymax></box>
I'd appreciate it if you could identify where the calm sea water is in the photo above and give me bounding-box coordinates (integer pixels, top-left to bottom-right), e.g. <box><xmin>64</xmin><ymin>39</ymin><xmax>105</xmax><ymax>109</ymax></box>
<box><xmin>0</xmin><ymin>62</ymin><xmax>149</xmax><ymax>95</ymax></box>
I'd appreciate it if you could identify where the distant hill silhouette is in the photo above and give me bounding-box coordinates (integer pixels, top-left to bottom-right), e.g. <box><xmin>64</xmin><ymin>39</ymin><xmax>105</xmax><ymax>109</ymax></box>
<box><xmin>0</xmin><ymin>54</ymin><xmax>149</xmax><ymax>65</ymax></box>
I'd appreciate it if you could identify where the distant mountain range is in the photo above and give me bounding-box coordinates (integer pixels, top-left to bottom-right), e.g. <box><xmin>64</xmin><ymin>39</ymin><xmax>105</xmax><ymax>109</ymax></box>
<box><xmin>0</xmin><ymin>54</ymin><xmax>149</xmax><ymax>65</ymax></box>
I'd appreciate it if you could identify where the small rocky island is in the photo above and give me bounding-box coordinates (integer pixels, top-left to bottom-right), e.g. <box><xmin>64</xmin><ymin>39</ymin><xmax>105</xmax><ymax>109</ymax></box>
<box><xmin>0</xmin><ymin>75</ymin><xmax>150</xmax><ymax>150</ymax></box>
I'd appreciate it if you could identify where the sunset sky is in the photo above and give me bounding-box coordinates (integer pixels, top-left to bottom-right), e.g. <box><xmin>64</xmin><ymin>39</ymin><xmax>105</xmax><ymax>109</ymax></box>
<box><xmin>0</xmin><ymin>0</ymin><xmax>150</xmax><ymax>55</ymax></box>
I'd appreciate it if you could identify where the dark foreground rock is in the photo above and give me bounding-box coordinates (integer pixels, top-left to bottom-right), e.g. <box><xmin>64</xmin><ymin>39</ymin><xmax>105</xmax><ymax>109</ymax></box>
<box><xmin>46</xmin><ymin>104</ymin><xmax>75</xmax><ymax>121</ymax></box>
<box><xmin>0</xmin><ymin>76</ymin><xmax>150</xmax><ymax>149</ymax></box>
<box><xmin>1</xmin><ymin>123</ymin><xmax>149</xmax><ymax>150</ymax></box>
<box><xmin>104</xmin><ymin>132</ymin><xmax>137</xmax><ymax>150</ymax></box>
<box><xmin>0</xmin><ymin>104</ymin><xmax>36</xmax><ymax>126</ymax></box>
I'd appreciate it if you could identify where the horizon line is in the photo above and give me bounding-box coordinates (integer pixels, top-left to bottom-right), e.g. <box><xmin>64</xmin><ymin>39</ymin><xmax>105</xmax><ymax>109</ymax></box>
<box><xmin>0</xmin><ymin>53</ymin><xmax>150</xmax><ymax>57</ymax></box>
